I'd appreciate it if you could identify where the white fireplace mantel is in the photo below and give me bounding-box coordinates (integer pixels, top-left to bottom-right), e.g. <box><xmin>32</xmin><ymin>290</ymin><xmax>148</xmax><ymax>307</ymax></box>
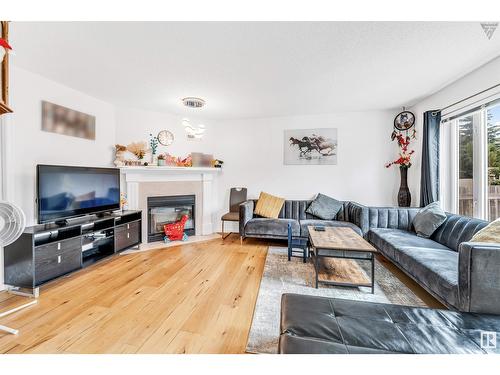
<box><xmin>120</xmin><ymin>166</ymin><xmax>221</xmax><ymax>239</ymax></box>
<box><xmin>120</xmin><ymin>166</ymin><xmax>221</xmax><ymax>177</ymax></box>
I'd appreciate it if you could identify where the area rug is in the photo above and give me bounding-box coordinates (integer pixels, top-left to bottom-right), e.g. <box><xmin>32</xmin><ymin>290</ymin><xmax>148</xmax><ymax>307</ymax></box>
<box><xmin>246</xmin><ymin>246</ymin><xmax>427</xmax><ymax>354</ymax></box>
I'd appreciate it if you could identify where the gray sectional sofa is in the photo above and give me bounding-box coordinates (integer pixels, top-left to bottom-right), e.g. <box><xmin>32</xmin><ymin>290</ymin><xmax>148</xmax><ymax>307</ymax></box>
<box><xmin>239</xmin><ymin>199</ymin><xmax>364</xmax><ymax>240</ymax></box>
<box><xmin>350</xmin><ymin>203</ymin><xmax>500</xmax><ymax>314</ymax></box>
<box><xmin>239</xmin><ymin>198</ymin><xmax>500</xmax><ymax>314</ymax></box>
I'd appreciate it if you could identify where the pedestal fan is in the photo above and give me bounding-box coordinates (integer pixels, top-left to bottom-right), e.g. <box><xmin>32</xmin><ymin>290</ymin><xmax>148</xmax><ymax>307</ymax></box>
<box><xmin>0</xmin><ymin>200</ymin><xmax>36</xmax><ymax>335</ymax></box>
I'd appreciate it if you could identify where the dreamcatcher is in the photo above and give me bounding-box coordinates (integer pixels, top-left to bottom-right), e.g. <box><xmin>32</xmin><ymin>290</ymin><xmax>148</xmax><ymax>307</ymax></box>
<box><xmin>391</xmin><ymin>108</ymin><xmax>416</xmax><ymax>141</ymax></box>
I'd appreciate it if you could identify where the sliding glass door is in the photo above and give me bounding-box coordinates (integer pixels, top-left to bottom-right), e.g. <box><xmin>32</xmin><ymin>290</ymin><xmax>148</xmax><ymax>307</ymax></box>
<box><xmin>448</xmin><ymin>100</ymin><xmax>500</xmax><ymax>221</ymax></box>
<box><xmin>457</xmin><ymin>113</ymin><xmax>476</xmax><ymax>217</ymax></box>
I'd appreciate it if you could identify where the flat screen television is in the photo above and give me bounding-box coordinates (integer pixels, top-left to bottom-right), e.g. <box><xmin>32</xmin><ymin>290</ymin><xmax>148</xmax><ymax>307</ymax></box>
<box><xmin>37</xmin><ymin>165</ymin><xmax>120</xmax><ymax>223</ymax></box>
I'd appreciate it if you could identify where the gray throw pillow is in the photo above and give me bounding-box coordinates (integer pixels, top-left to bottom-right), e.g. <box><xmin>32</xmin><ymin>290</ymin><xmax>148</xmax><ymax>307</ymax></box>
<box><xmin>306</xmin><ymin>193</ymin><xmax>343</xmax><ymax>220</ymax></box>
<box><xmin>413</xmin><ymin>202</ymin><xmax>447</xmax><ymax>238</ymax></box>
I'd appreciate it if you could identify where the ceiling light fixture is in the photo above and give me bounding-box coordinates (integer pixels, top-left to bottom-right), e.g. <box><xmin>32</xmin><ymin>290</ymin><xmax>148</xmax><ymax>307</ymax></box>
<box><xmin>182</xmin><ymin>97</ymin><xmax>206</xmax><ymax>109</ymax></box>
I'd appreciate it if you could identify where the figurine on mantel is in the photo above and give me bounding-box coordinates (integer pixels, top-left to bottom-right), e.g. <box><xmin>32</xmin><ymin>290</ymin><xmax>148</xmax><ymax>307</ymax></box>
<box><xmin>116</xmin><ymin>145</ymin><xmax>220</xmax><ymax>168</ymax></box>
<box><xmin>213</xmin><ymin>159</ymin><xmax>224</xmax><ymax>168</ymax></box>
<box><xmin>114</xmin><ymin>141</ymin><xmax>149</xmax><ymax>166</ymax></box>
<box><xmin>114</xmin><ymin>144</ymin><xmax>127</xmax><ymax>167</ymax></box>
<box><xmin>156</xmin><ymin>153</ymin><xmax>192</xmax><ymax>167</ymax></box>
<box><xmin>127</xmin><ymin>141</ymin><xmax>147</xmax><ymax>160</ymax></box>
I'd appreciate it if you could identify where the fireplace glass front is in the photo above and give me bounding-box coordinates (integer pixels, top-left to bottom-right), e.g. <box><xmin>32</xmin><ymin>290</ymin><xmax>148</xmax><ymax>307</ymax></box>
<box><xmin>147</xmin><ymin>195</ymin><xmax>195</xmax><ymax>242</ymax></box>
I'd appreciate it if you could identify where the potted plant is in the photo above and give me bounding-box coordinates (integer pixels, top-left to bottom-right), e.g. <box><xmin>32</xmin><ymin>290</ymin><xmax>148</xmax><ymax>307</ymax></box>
<box><xmin>157</xmin><ymin>153</ymin><xmax>166</xmax><ymax>166</ymax></box>
<box><xmin>386</xmin><ymin>132</ymin><xmax>416</xmax><ymax>207</ymax></box>
<box><xmin>149</xmin><ymin>133</ymin><xmax>159</xmax><ymax>165</ymax></box>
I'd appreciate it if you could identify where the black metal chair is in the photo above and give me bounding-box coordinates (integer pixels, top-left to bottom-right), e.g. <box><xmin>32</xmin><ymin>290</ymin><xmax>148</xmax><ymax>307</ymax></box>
<box><xmin>221</xmin><ymin>187</ymin><xmax>247</xmax><ymax>240</ymax></box>
<box><xmin>287</xmin><ymin>222</ymin><xmax>309</xmax><ymax>263</ymax></box>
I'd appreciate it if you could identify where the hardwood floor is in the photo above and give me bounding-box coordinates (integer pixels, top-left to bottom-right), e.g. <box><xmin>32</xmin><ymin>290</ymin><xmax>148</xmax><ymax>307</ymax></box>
<box><xmin>0</xmin><ymin>235</ymin><xmax>267</xmax><ymax>354</ymax></box>
<box><xmin>0</xmin><ymin>235</ymin><xmax>442</xmax><ymax>354</ymax></box>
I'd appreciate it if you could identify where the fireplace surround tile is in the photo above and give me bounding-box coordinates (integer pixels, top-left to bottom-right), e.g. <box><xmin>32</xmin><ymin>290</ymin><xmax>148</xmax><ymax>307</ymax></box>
<box><xmin>120</xmin><ymin>167</ymin><xmax>220</xmax><ymax>244</ymax></box>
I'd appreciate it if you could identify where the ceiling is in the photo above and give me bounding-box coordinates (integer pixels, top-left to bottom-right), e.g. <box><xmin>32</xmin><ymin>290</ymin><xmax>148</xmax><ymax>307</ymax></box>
<box><xmin>10</xmin><ymin>22</ymin><xmax>500</xmax><ymax>120</ymax></box>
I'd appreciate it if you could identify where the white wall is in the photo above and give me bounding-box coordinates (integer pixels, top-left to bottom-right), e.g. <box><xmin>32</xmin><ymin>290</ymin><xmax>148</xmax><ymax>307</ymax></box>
<box><xmin>410</xmin><ymin>56</ymin><xmax>500</xmax><ymax>208</ymax></box>
<box><xmin>115</xmin><ymin>107</ymin><xmax>216</xmax><ymax>157</ymax></box>
<box><xmin>8</xmin><ymin>66</ymin><xmax>116</xmax><ymax>225</ymax></box>
<box><xmin>212</xmin><ymin>112</ymin><xmax>399</xmax><ymax>231</ymax></box>
<box><xmin>114</xmin><ymin>107</ymin><xmax>400</xmax><ymax>232</ymax></box>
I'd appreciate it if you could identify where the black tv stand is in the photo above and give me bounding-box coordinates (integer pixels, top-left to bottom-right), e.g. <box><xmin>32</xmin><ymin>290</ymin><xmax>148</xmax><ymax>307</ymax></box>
<box><xmin>3</xmin><ymin>210</ymin><xmax>142</xmax><ymax>294</ymax></box>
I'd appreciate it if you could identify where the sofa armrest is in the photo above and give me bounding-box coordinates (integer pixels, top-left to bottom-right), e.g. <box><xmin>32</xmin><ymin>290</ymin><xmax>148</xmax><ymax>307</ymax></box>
<box><xmin>239</xmin><ymin>200</ymin><xmax>254</xmax><ymax>236</ymax></box>
<box><xmin>347</xmin><ymin>202</ymin><xmax>369</xmax><ymax>237</ymax></box>
<box><xmin>458</xmin><ymin>241</ymin><xmax>500</xmax><ymax>314</ymax></box>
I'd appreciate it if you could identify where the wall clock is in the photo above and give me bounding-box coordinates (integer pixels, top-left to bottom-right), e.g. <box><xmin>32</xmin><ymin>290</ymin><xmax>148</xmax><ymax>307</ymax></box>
<box><xmin>157</xmin><ymin>130</ymin><xmax>174</xmax><ymax>146</ymax></box>
<box><xmin>394</xmin><ymin>110</ymin><xmax>415</xmax><ymax>131</ymax></box>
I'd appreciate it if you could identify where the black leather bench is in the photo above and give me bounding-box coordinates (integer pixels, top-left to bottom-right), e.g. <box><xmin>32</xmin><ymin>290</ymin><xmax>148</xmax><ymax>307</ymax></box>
<box><xmin>279</xmin><ymin>293</ymin><xmax>500</xmax><ymax>354</ymax></box>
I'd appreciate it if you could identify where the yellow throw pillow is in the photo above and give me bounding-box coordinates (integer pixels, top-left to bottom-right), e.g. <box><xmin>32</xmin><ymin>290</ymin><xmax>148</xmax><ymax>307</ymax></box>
<box><xmin>254</xmin><ymin>192</ymin><xmax>285</xmax><ymax>219</ymax></box>
<box><xmin>470</xmin><ymin>217</ymin><xmax>500</xmax><ymax>243</ymax></box>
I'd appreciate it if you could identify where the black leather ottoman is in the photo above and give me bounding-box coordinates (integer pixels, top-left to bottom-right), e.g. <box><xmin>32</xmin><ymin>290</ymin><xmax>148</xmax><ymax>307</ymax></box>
<box><xmin>279</xmin><ymin>293</ymin><xmax>500</xmax><ymax>354</ymax></box>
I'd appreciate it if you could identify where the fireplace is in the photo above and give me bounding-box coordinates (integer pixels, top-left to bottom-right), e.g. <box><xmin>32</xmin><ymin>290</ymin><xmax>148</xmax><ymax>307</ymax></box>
<box><xmin>147</xmin><ymin>195</ymin><xmax>196</xmax><ymax>242</ymax></box>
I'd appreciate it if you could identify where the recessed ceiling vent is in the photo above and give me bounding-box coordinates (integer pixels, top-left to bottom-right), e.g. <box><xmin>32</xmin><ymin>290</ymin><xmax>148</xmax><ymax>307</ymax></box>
<box><xmin>182</xmin><ymin>97</ymin><xmax>206</xmax><ymax>109</ymax></box>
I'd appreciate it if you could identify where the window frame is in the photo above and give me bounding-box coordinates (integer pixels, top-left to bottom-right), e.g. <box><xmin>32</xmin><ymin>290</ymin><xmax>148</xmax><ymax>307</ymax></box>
<box><xmin>443</xmin><ymin>98</ymin><xmax>500</xmax><ymax>220</ymax></box>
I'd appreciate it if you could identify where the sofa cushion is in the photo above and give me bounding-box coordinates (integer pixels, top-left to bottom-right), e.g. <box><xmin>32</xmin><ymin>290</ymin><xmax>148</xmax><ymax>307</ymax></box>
<box><xmin>254</xmin><ymin>192</ymin><xmax>285</xmax><ymax>219</ymax></box>
<box><xmin>245</xmin><ymin>218</ymin><xmax>299</xmax><ymax>237</ymax></box>
<box><xmin>305</xmin><ymin>193</ymin><xmax>343</xmax><ymax>220</ymax></box>
<box><xmin>413</xmin><ymin>202</ymin><xmax>447</xmax><ymax>238</ymax></box>
<box><xmin>395</xmin><ymin>247</ymin><xmax>459</xmax><ymax>308</ymax></box>
<box><xmin>431</xmin><ymin>213</ymin><xmax>488</xmax><ymax>251</ymax></box>
<box><xmin>368</xmin><ymin>207</ymin><xmax>419</xmax><ymax>232</ymax></box>
<box><xmin>368</xmin><ymin>228</ymin><xmax>450</xmax><ymax>260</ymax></box>
<box><xmin>299</xmin><ymin>219</ymin><xmax>362</xmax><ymax>238</ymax></box>
<box><xmin>252</xmin><ymin>199</ymin><xmax>351</xmax><ymax>221</ymax></box>
<box><xmin>470</xmin><ymin>217</ymin><xmax>500</xmax><ymax>243</ymax></box>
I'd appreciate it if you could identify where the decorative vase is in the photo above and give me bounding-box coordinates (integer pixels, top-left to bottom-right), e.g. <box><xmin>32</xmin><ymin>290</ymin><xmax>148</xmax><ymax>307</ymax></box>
<box><xmin>158</xmin><ymin>159</ymin><xmax>166</xmax><ymax>166</ymax></box>
<box><xmin>152</xmin><ymin>154</ymin><xmax>158</xmax><ymax>166</ymax></box>
<box><xmin>398</xmin><ymin>166</ymin><xmax>411</xmax><ymax>207</ymax></box>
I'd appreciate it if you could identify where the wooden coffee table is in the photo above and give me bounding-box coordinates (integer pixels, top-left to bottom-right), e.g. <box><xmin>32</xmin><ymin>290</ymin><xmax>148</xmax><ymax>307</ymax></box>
<box><xmin>308</xmin><ymin>226</ymin><xmax>377</xmax><ymax>293</ymax></box>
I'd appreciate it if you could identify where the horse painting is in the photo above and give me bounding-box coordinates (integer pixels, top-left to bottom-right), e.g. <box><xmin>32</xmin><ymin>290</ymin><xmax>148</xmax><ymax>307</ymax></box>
<box><xmin>284</xmin><ymin>129</ymin><xmax>338</xmax><ymax>165</ymax></box>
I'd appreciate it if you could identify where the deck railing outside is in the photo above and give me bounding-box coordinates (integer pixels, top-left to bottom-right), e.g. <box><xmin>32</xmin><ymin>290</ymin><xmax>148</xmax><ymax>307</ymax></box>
<box><xmin>459</xmin><ymin>179</ymin><xmax>500</xmax><ymax>220</ymax></box>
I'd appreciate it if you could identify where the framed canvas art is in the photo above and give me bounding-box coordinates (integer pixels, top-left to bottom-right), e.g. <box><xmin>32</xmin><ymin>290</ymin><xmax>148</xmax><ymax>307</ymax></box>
<box><xmin>284</xmin><ymin>128</ymin><xmax>337</xmax><ymax>165</ymax></box>
<box><xmin>42</xmin><ymin>101</ymin><xmax>96</xmax><ymax>140</ymax></box>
